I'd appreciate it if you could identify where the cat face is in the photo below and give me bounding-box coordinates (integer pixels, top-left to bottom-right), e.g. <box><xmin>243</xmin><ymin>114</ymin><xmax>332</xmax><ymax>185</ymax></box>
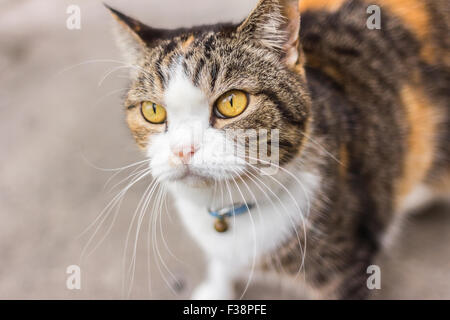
<box><xmin>109</xmin><ymin>0</ymin><xmax>311</xmax><ymax>186</ymax></box>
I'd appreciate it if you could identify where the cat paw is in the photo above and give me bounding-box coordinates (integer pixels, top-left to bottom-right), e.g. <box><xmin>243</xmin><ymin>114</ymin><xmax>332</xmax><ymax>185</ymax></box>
<box><xmin>191</xmin><ymin>281</ymin><xmax>234</xmax><ymax>300</ymax></box>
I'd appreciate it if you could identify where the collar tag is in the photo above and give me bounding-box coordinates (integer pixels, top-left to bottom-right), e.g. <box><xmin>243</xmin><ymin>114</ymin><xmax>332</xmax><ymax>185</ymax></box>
<box><xmin>207</xmin><ymin>203</ymin><xmax>254</xmax><ymax>233</ymax></box>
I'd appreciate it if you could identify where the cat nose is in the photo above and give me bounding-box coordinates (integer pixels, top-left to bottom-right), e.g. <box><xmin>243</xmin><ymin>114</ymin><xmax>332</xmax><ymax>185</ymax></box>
<box><xmin>171</xmin><ymin>144</ymin><xmax>197</xmax><ymax>164</ymax></box>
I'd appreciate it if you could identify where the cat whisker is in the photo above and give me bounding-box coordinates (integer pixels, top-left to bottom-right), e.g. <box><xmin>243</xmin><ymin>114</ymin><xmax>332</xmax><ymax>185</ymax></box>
<box><xmin>54</xmin><ymin>58</ymin><xmax>134</xmax><ymax>78</ymax></box>
<box><xmin>82</xmin><ymin>156</ymin><xmax>150</xmax><ymax>173</ymax></box>
<box><xmin>79</xmin><ymin>169</ymin><xmax>152</xmax><ymax>263</ymax></box>
<box><xmin>163</xmin><ymin>187</ymin><xmax>175</xmax><ymax>224</ymax></box>
<box><xmin>79</xmin><ymin>166</ymin><xmax>151</xmax><ymax>238</ymax></box>
<box><xmin>81</xmin><ymin>196</ymin><xmax>124</xmax><ymax>261</ymax></box>
<box><xmin>146</xmin><ymin>193</ymin><xmax>153</xmax><ymax>297</ymax></box>
<box><xmin>152</xmin><ymin>187</ymin><xmax>181</xmax><ymax>296</ymax></box>
<box><xmin>244</xmin><ymin>164</ymin><xmax>307</xmax><ymax>239</ymax></box>
<box><xmin>244</xmin><ymin>156</ymin><xmax>313</xmax><ymax>216</ymax></box>
<box><xmin>122</xmin><ymin>178</ymin><xmax>158</xmax><ymax>297</ymax></box>
<box><xmin>93</xmin><ymin>87</ymin><xmax>130</xmax><ymax>108</ymax></box>
<box><xmin>243</xmin><ymin>160</ymin><xmax>312</xmax><ymax>276</ymax></box>
<box><xmin>100</xmin><ymin>159</ymin><xmax>150</xmax><ymax>195</ymax></box>
<box><xmin>98</xmin><ymin>65</ymin><xmax>141</xmax><ymax>87</ymax></box>
<box><xmin>299</xmin><ymin>131</ymin><xmax>344</xmax><ymax>167</ymax></box>
<box><xmin>106</xmin><ymin>165</ymin><xmax>149</xmax><ymax>193</ymax></box>
<box><xmin>238</xmin><ymin>170</ymin><xmax>283</xmax><ymax>274</ymax></box>
<box><xmin>126</xmin><ymin>185</ymin><xmax>155</xmax><ymax>297</ymax></box>
<box><xmin>158</xmin><ymin>187</ymin><xmax>186</xmax><ymax>266</ymax></box>
<box><xmin>241</xmin><ymin>168</ymin><xmax>304</xmax><ymax>278</ymax></box>
<box><xmin>53</xmin><ymin>57</ymin><xmax>152</xmax><ymax>91</ymax></box>
<box><xmin>227</xmin><ymin>172</ymin><xmax>257</xmax><ymax>300</ymax></box>
<box><xmin>223</xmin><ymin>178</ymin><xmax>238</xmax><ymax>248</ymax></box>
<box><xmin>233</xmin><ymin>169</ymin><xmax>288</xmax><ymax>276</ymax></box>
<box><xmin>130</xmin><ymin>179</ymin><xmax>167</xmax><ymax>297</ymax></box>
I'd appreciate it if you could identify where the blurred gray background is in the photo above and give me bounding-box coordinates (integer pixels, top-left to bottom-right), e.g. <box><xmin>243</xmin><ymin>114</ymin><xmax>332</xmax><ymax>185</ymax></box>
<box><xmin>0</xmin><ymin>0</ymin><xmax>449</xmax><ymax>299</ymax></box>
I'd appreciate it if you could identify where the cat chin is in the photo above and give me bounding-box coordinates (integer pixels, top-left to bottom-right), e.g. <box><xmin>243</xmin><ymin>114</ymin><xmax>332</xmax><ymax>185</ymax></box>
<box><xmin>158</xmin><ymin>166</ymin><xmax>246</xmax><ymax>189</ymax></box>
<box><xmin>175</xmin><ymin>174</ymin><xmax>214</xmax><ymax>188</ymax></box>
<box><xmin>158</xmin><ymin>171</ymin><xmax>216</xmax><ymax>189</ymax></box>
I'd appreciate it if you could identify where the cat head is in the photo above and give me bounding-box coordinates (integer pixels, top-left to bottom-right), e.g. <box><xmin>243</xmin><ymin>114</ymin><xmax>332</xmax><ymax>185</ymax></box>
<box><xmin>108</xmin><ymin>0</ymin><xmax>311</xmax><ymax>187</ymax></box>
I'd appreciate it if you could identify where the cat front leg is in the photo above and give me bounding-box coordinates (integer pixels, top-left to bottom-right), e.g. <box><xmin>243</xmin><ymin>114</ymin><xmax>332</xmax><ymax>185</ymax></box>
<box><xmin>302</xmin><ymin>240</ymin><xmax>378</xmax><ymax>300</ymax></box>
<box><xmin>191</xmin><ymin>259</ymin><xmax>235</xmax><ymax>300</ymax></box>
<box><xmin>268</xmin><ymin>223</ymin><xmax>379</xmax><ymax>299</ymax></box>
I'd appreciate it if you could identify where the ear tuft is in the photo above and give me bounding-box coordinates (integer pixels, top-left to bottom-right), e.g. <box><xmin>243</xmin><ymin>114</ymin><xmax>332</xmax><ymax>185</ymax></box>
<box><xmin>105</xmin><ymin>4</ymin><xmax>155</xmax><ymax>46</ymax></box>
<box><xmin>237</xmin><ymin>0</ymin><xmax>301</xmax><ymax>67</ymax></box>
<box><xmin>105</xmin><ymin>4</ymin><xmax>168</xmax><ymax>69</ymax></box>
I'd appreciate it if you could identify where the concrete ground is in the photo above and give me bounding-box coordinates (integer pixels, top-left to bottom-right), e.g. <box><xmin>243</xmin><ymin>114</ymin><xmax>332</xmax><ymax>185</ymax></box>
<box><xmin>0</xmin><ymin>0</ymin><xmax>449</xmax><ymax>299</ymax></box>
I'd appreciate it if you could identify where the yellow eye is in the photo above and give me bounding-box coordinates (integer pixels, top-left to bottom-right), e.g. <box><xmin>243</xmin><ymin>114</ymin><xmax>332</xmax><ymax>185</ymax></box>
<box><xmin>141</xmin><ymin>101</ymin><xmax>167</xmax><ymax>124</ymax></box>
<box><xmin>215</xmin><ymin>90</ymin><xmax>248</xmax><ymax>118</ymax></box>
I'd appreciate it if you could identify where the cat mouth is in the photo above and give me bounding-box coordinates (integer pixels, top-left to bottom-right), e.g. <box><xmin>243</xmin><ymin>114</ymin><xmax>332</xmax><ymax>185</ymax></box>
<box><xmin>162</xmin><ymin>166</ymin><xmax>209</xmax><ymax>182</ymax></box>
<box><xmin>165</xmin><ymin>168</ymin><xmax>217</xmax><ymax>187</ymax></box>
<box><xmin>160</xmin><ymin>165</ymin><xmax>243</xmax><ymax>184</ymax></box>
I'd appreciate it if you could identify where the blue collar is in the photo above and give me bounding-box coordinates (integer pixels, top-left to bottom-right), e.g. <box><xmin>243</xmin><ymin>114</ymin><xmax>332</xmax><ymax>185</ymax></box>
<box><xmin>208</xmin><ymin>203</ymin><xmax>254</xmax><ymax>219</ymax></box>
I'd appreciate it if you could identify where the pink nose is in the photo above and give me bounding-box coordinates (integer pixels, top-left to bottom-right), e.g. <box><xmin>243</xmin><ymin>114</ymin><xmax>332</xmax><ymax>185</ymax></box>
<box><xmin>171</xmin><ymin>145</ymin><xmax>197</xmax><ymax>164</ymax></box>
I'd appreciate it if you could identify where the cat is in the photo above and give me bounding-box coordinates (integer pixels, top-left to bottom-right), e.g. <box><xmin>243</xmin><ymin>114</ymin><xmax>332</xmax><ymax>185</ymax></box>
<box><xmin>106</xmin><ymin>0</ymin><xmax>450</xmax><ymax>299</ymax></box>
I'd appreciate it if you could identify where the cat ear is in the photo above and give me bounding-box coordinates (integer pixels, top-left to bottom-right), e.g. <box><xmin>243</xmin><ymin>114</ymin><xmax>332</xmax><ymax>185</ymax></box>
<box><xmin>237</xmin><ymin>0</ymin><xmax>301</xmax><ymax>67</ymax></box>
<box><xmin>105</xmin><ymin>4</ymin><xmax>166</xmax><ymax>65</ymax></box>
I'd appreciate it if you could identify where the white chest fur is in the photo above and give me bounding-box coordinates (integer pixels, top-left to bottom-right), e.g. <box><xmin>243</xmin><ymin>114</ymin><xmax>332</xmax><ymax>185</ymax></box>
<box><xmin>170</xmin><ymin>169</ymin><xmax>320</xmax><ymax>270</ymax></box>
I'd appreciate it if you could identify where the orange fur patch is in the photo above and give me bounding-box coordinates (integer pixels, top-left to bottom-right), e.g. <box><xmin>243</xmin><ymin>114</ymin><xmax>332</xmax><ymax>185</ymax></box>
<box><xmin>396</xmin><ymin>85</ymin><xmax>437</xmax><ymax>206</ymax></box>
<box><xmin>371</xmin><ymin>0</ymin><xmax>436</xmax><ymax>64</ymax></box>
<box><xmin>303</xmin><ymin>55</ymin><xmax>343</xmax><ymax>83</ymax></box>
<box><xmin>126</xmin><ymin>108</ymin><xmax>163</xmax><ymax>149</ymax></box>
<box><xmin>181</xmin><ymin>35</ymin><xmax>195</xmax><ymax>51</ymax></box>
<box><xmin>299</xmin><ymin>0</ymin><xmax>346</xmax><ymax>13</ymax></box>
<box><xmin>374</xmin><ymin>0</ymin><xmax>429</xmax><ymax>39</ymax></box>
